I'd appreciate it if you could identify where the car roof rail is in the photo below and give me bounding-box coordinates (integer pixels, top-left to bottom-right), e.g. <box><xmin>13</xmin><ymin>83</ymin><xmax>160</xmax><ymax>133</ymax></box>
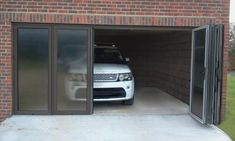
<box><xmin>94</xmin><ymin>43</ymin><xmax>117</xmax><ymax>48</ymax></box>
<box><xmin>94</xmin><ymin>43</ymin><xmax>116</xmax><ymax>47</ymax></box>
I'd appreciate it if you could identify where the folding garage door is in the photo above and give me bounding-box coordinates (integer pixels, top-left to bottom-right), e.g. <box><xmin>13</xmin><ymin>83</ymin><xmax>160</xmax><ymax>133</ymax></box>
<box><xmin>190</xmin><ymin>24</ymin><xmax>224</xmax><ymax>124</ymax></box>
<box><xmin>14</xmin><ymin>24</ymin><xmax>93</xmax><ymax>114</ymax></box>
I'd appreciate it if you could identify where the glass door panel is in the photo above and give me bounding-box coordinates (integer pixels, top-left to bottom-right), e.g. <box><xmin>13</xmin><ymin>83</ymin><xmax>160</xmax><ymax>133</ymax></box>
<box><xmin>54</xmin><ymin>27</ymin><xmax>92</xmax><ymax>113</ymax></box>
<box><xmin>17</xmin><ymin>27</ymin><xmax>50</xmax><ymax>113</ymax></box>
<box><xmin>190</xmin><ymin>26</ymin><xmax>209</xmax><ymax>123</ymax></box>
<box><xmin>15</xmin><ymin>25</ymin><xmax>93</xmax><ymax>115</ymax></box>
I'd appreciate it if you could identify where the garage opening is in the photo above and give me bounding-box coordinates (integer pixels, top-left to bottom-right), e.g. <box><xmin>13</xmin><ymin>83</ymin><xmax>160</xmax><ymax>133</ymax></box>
<box><xmin>13</xmin><ymin>24</ymin><xmax>224</xmax><ymax>124</ymax></box>
<box><xmin>93</xmin><ymin>28</ymin><xmax>193</xmax><ymax>115</ymax></box>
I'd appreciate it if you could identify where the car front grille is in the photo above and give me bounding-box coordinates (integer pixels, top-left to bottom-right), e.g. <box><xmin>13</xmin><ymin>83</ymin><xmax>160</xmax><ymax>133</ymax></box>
<box><xmin>93</xmin><ymin>74</ymin><xmax>118</xmax><ymax>82</ymax></box>
<box><xmin>93</xmin><ymin>88</ymin><xmax>126</xmax><ymax>99</ymax></box>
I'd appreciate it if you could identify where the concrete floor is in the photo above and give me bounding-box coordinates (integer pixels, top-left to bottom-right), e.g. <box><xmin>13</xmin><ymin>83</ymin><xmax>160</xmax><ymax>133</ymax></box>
<box><xmin>0</xmin><ymin>87</ymin><xmax>231</xmax><ymax>141</ymax></box>
<box><xmin>94</xmin><ymin>87</ymin><xmax>189</xmax><ymax>115</ymax></box>
<box><xmin>0</xmin><ymin>115</ymin><xmax>231</xmax><ymax>141</ymax></box>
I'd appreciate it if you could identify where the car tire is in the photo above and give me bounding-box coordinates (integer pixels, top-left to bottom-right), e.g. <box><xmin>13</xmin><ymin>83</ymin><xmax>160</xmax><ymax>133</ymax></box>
<box><xmin>123</xmin><ymin>97</ymin><xmax>134</xmax><ymax>105</ymax></box>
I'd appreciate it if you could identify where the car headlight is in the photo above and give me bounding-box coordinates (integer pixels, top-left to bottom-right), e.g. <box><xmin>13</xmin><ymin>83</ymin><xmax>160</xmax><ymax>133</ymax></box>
<box><xmin>118</xmin><ymin>73</ymin><xmax>132</xmax><ymax>81</ymax></box>
<box><xmin>67</xmin><ymin>73</ymin><xmax>87</xmax><ymax>82</ymax></box>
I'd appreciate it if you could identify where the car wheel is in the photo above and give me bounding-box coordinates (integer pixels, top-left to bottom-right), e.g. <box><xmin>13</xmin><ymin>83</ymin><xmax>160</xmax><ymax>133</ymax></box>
<box><xmin>123</xmin><ymin>97</ymin><xmax>134</xmax><ymax>105</ymax></box>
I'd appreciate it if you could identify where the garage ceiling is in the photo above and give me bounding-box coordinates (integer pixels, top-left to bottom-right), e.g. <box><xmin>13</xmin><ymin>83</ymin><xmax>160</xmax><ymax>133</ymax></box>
<box><xmin>95</xmin><ymin>28</ymin><xmax>192</xmax><ymax>37</ymax></box>
<box><xmin>95</xmin><ymin>29</ymin><xmax>174</xmax><ymax>36</ymax></box>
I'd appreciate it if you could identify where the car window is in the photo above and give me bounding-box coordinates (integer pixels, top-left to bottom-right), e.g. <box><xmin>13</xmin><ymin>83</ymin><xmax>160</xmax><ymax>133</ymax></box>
<box><xmin>94</xmin><ymin>48</ymin><xmax>124</xmax><ymax>64</ymax></box>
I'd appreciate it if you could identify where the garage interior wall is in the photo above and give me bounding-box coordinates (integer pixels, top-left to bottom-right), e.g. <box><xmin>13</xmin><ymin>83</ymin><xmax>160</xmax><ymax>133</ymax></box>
<box><xmin>95</xmin><ymin>30</ymin><xmax>192</xmax><ymax>103</ymax></box>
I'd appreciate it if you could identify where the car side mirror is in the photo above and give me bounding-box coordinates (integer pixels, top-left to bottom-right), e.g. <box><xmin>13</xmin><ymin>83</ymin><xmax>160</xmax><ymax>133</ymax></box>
<box><xmin>125</xmin><ymin>57</ymin><xmax>130</xmax><ymax>63</ymax></box>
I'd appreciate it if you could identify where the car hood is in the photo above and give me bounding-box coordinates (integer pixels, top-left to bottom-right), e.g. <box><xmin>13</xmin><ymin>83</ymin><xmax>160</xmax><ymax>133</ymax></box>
<box><xmin>94</xmin><ymin>63</ymin><xmax>131</xmax><ymax>74</ymax></box>
<box><xmin>68</xmin><ymin>60</ymin><xmax>131</xmax><ymax>74</ymax></box>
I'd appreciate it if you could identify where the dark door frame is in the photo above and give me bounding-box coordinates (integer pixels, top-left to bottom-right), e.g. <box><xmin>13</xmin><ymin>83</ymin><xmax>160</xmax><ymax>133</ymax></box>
<box><xmin>13</xmin><ymin>24</ymin><xmax>52</xmax><ymax>115</ymax></box>
<box><xmin>52</xmin><ymin>25</ymin><xmax>93</xmax><ymax>115</ymax></box>
<box><xmin>13</xmin><ymin>24</ymin><xmax>93</xmax><ymax>115</ymax></box>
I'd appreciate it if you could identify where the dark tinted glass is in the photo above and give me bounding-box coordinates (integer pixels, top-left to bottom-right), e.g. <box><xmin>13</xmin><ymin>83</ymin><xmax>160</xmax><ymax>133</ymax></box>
<box><xmin>191</xmin><ymin>29</ymin><xmax>206</xmax><ymax>119</ymax></box>
<box><xmin>94</xmin><ymin>48</ymin><xmax>124</xmax><ymax>64</ymax></box>
<box><xmin>56</xmin><ymin>29</ymin><xmax>88</xmax><ymax>111</ymax></box>
<box><xmin>18</xmin><ymin>28</ymin><xmax>49</xmax><ymax>111</ymax></box>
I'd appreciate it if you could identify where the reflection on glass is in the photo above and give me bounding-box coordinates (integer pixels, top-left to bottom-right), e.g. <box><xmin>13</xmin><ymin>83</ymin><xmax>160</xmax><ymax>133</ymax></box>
<box><xmin>18</xmin><ymin>28</ymin><xmax>49</xmax><ymax>111</ymax></box>
<box><xmin>56</xmin><ymin>29</ymin><xmax>88</xmax><ymax>111</ymax></box>
<box><xmin>191</xmin><ymin>29</ymin><xmax>206</xmax><ymax>119</ymax></box>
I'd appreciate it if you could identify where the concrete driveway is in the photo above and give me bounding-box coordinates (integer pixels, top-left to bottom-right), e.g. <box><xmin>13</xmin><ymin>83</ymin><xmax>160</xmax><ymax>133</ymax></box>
<box><xmin>0</xmin><ymin>88</ymin><xmax>231</xmax><ymax>141</ymax></box>
<box><xmin>0</xmin><ymin>115</ymin><xmax>231</xmax><ymax>141</ymax></box>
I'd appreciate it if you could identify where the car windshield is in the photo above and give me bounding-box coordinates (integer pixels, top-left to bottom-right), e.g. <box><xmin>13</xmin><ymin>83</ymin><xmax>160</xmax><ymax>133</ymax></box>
<box><xmin>94</xmin><ymin>48</ymin><xmax>124</xmax><ymax>64</ymax></box>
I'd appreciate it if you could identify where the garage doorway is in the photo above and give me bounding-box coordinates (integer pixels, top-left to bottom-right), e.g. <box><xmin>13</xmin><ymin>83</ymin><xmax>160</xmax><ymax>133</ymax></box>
<box><xmin>93</xmin><ymin>28</ymin><xmax>191</xmax><ymax>115</ymax></box>
<box><xmin>93</xmin><ymin>25</ymin><xmax>224</xmax><ymax>125</ymax></box>
<box><xmin>13</xmin><ymin>24</ymin><xmax>223</xmax><ymax>125</ymax></box>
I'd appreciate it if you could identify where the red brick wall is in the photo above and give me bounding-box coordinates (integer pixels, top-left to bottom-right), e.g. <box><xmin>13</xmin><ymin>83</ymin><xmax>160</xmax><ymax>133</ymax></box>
<box><xmin>113</xmin><ymin>31</ymin><xmax>191</xmax><ymax>104</ymax></box>
<box><xmin>0</xmin><ymin>21</ymin><xmax>12</xmax><ymax>121</ymax></box>
<box><xmin>0</xmin><ymin>0</ymin><xmax>230</xmax><ymax>122</ymax></box>
<box><xmin>135</xmin><ymin>32</ymin><xmax>191</xmax><ymax>104</ymax></box>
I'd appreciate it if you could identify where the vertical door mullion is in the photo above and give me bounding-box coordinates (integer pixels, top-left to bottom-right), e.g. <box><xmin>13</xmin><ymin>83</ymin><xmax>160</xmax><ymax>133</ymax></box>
<box><xmin>51</xmin><ymin>25</ymin><xmax>56</xmax><ymax>114</ymax></box>
<box><xmin>52</xmin><ymin>25</ymin><xmax>58</xmax><ymax>114</ymax></box>
<box><xmin>87</xmin><ymin>27</ymin><xmax>94</xmax><ymax>114</ymax></box>
<box><xmin>203</xmin><ymin>26</ymin><xmax>210</xmax><ymax>123</ymax></box>
<box><xmin>215</xmin><ymin>25</ymin><xmax>224</xmax><ymax>124</ymax></box>
<box><xmin>48</xmin><ymin>26</ymin><xmax>52</xmax><ymax>114</ymax></box>
<box><xmin>13</xmin><ymin>26</ymin><xmax>18</xmax><ymax>113</ymax></box>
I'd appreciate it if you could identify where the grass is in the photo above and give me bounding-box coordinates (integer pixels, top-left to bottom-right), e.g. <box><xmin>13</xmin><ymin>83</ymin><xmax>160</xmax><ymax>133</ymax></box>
<box><xmin>219</xmin><ymin>73</ymin><xmax>235</xmax><ymax>141</ymax></box>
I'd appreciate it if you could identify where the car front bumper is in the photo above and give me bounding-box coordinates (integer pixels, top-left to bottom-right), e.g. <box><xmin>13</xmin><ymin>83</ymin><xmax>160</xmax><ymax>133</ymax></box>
<box><xmin>65</xmin><ymin>80</ymin><xmax>134</xmax><ymax>101</ymax></box>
